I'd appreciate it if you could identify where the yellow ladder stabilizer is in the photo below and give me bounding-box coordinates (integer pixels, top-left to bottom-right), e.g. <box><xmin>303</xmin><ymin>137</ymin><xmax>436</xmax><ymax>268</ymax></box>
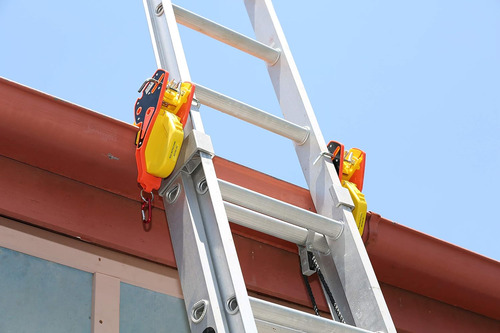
<box><xmin>342</xmin><ymin>180</ymin><xmax>367</xmax><ymax>236</ymax></box>
<box><xmin>342</xmin><ymin>148</ymin><xmax>364</xmax><ymax>182</ymax></box>
<box><xmin>162</xmin><ymin>82</ymin><xmax>193</xmax><ymax>115</ymax></box>
<box><xmin>144</xmin><ymin>110</ymin><xmax>184</xmax><ymax>178</ymax></box>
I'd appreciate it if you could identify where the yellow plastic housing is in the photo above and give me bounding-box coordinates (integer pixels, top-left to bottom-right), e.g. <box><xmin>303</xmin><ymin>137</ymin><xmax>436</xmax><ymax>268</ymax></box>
<box><xmin>342</xmin><ymin>180</ymin><xmax>367</xmax><ymax>236</ymax></box>
<box><xmin>342</xmin><ymin>148</ymin><xmax>364</xmax><ymax>181</ymax></box>
<box><xmin>162</xmin><ymin>82</ymin><xmax>193</xmax><ymax>115</ymax></box>
<box><xmin>144</xmin><ymin>110</ymin><xmax>184</xmax><ymax>178</ymax></box>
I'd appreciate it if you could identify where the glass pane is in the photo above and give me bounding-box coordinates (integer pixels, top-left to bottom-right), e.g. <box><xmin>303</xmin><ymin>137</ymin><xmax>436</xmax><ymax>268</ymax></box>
<box><xmin>120</xmin><ymin>282</ymin><xmax>189</xmax><ymax>332</ymax></box>
<box><xmin>0</xmin><ymin>247</ymin><xmax>92</xmax><ymax>333</ymax></box>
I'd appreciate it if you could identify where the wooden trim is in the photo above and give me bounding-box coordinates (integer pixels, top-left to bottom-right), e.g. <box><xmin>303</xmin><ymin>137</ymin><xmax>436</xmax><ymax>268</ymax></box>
<box><xmin>0</xmin><ymin>216</ymin><xmax>182</xmax><ymax>298</ymax></box>
<box><xmin>92</xmin><ymin>273</ymin><xmax>120</xmax><ymax>333</ymax></box>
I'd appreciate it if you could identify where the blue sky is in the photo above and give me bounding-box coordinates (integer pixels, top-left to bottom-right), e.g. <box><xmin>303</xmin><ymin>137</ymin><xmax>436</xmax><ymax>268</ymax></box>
<box><xmin>1</xmin><ymin>1</ymin><xmax>499</xmax><ymax>260</ymax></box>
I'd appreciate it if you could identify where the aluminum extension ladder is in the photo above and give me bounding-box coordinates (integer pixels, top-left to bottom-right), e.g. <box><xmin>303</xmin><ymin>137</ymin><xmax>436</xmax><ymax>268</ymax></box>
<box><xmin>143</xmin><ymin>0</ymin><xmax>397</xmax><ymax>332</ymax></box>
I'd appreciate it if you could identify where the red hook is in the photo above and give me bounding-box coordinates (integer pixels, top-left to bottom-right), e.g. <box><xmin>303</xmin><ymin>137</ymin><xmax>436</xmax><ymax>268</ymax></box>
<box><xmin>140</xmin><ymin>190</ymin><xmax>154</xmax><ymax>224</ymax></box>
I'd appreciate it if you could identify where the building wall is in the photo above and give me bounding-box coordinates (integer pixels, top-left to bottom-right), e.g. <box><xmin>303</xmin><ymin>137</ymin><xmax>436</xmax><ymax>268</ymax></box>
<box><xmin>0</xmin><ymin>217</ymin><xmax>189</xmax><ymax>333</ymax></box>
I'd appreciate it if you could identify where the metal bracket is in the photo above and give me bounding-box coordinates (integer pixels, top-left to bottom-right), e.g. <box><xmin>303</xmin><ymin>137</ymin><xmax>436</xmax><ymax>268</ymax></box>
<box><xmin>313</xmin><ymin>151</ymin><xmax>334</xmax><ymax>165</ymax></box>
<box><xmin>181</xmin><ymin>129</ymin><xmax>215</xmax><ymax>165</ymax></box>
<box><xmin>329</xmin><ymin>184</ymin><xmax>354</xmax><ymax>210</ymax></box>
<box><xmin>299</xmin><ymin>229</ymin><xmax>318</xmax><ymax>276</ymax></box>
<box><xmin>160</xmin><ymin>129</ymin><xmax>215</xmax><ymax>196</ymax></box>
<box><xmin>298</xmin><ymin>245</ymin><xmax>315</xmax><ymax>277</ymax></box>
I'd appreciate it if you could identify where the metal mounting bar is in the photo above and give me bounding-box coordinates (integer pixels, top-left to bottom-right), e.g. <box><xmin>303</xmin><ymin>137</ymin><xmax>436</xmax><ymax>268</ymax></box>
<box><xmin>173</xmin><ymin>4</ymin><xmax>280</xmax><ymax>65</ymax></box>
<box><xmin>250</xmin><ymin>297</ymin><xmax>374</xmax><ymax>333</ymax></box>
<box><xmin>195</xmin><ymin>84</ymin><xmax>310</xmax><ymax>144</ymax></box>
<box><xmin>219</xmin><ymin>179</ymin><xmax>343</xmax><ymax>239</ymax></box>
<box><xmin>224</xmin><ymin>201</ymin><xmax>329</xmax><ymax>253</ymax></box>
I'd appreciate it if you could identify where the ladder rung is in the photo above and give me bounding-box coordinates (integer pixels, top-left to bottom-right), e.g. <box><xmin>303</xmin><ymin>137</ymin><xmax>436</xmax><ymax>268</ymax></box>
<box><xmin>224</xmin><ymin>201</ymin><xmax>329</xmax><ymax>253</ymax></box>
<box><xmin>219</xmin><ymin>180</ymin><xmax>343</xmax><ymax>239</ymax></box>
<box><xmin>173</xmin><ymin>4</ymin><xmax>281</xmax><ymax>64</ymax></box>
<box><xmin>195</xmin><ymin>84</ymin><xmax>310</xmax><ymax>144</ymax></box>
<box><xmin>250</xmin><ymin>297</ymin><xmax>374</xmax><ymax>333</ymax></box>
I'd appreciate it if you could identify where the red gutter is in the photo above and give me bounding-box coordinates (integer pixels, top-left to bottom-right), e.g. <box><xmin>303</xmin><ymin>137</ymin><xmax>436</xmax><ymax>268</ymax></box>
<box><xmin>1</xmin><ymin>77</ymin><xmax>499</xmax><ymax>331</ymax></box>
<box><xmin>380</xmin><ymin>283</ymin><xmax>500</xmax><ymax>333</ymax></box>
<box><xmin>363</xmin><ymin>213</ymin><xmax>500</xmax><ymax>320</ymax></box>
<box><xmin>0</xmin><ymin>78</ymin><xmax>140</xmax><ymax>202</ymax></box>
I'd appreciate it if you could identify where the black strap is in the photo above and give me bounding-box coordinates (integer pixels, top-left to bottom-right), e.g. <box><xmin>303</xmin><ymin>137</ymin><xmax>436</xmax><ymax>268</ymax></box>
<box><xmin>302</xmin><ymin>273</ymin><xmax>320</xmax><ymax>316</ymax></box>
<box><xmin>311</xmin><ymin>253</ymin><xmax>346</xmax><ymax>323</ymax></box>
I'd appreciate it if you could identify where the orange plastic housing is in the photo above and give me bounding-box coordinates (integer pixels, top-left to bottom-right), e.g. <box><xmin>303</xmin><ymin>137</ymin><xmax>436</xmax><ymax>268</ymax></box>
<box><xmin>134</xmin><ymin>70</ymin><xmax>169</xmax><ymax>192</ymax></box>
<box><xmin>343</xmin><ymin>148</ymin><xmax>366</xmax><ymax>192</ymax></box>
<box><xmin>133</xmin><ymin>70</ymin><xmax>196</xmax><ymax>193</ymax></box>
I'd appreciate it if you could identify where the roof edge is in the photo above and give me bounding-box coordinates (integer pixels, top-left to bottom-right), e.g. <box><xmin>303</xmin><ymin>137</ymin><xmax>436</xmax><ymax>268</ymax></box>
<box><xmin>364</xmin><ymin>212</ymin><xmax>500</xmax><ymax>319</ymax></box>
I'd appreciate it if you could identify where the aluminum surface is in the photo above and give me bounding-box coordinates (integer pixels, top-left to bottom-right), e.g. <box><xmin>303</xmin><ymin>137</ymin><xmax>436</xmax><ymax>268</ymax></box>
<box><xmin>195</xmin><ymin>84</ymin><xmax>310</xmax><ymax>144</ymax></box>
<box><xmin>143</xmin><ymin>0</ymin><xmax>204</xmax><ymax>133</ymax></box>
<box><xmin>219</xmin><ymin>179</ymin><xmax>343</xmax><ymax>239</ymax></box>
<box><xmin>224</xmin><ymin>201</ymin><xmax>329</xmax><ymax>253</ymax></box>
<box><xmin>244</xmin><ymin>0</ymin><xmax>396</xmax><ymax>331</ymax></box>
<box><xmin>173</xmin><ymin>4</ymin><xmax>280</xmax><ymax>64</ymax></box>
<box><xmin>161</xmin><ymin>153</ymin><xmax>258</xmax><ymax>332</ymax></box>
<box><xmin>144</xmin><ymin>0</ymin><xmax>258</xmax><ymax>331</ymax></box>
<box><xmin>162</xmin><ymin>171</ymin><xmax>225</xmax><ymax>331</ymax></box>
<box><xmin>250</xmin><ymin>297</ymin><xmax>374</xmax><ymax>333</ymax></box>
<box><xmin>145</xmin><ymin>0</ymin><xmax>395</xmax><ymax>331</ymax></box>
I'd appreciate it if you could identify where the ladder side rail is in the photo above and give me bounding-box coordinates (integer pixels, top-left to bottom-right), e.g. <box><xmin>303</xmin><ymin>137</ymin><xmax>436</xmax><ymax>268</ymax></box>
<box><xmin>219</xmin><ymin>179</ymin><xmax>343</xmax><ymax>238</ymax></box>
<box><xmin>173</xmin><ymin>4</ymin><xmax>280</xmax><ymax>64</ymax></box>
<box><xmin>143</xmin><ymin>0</ymin><xmax>205</xmax><ymax>135</ymax></box>
<box><xmin>250</xmin><ymin>297</ymin><xmax>375</xmax><ymax>333</ymax></box>
<box><xmin>143</xmin><ymin>0</ymin><xmax>258</xmax><ymax>331</ymax></box>
<box><xmin>162</xmin><ymin>168</ymin><xmax>228</xmax><ymax>331</ymax></box>
<box><xmin>143</xmin><ymin>1</ymin><xmax>191</xmax><ymax>92</ymax></box>
<box><xmin>244</xmin><ymin>0</ymin><xmax>396</xmax><ymax>332</ymax></box>
<box><xmin>315</xmin><ymin>218</ymin><xmax>395</xmax><ymax>330</ymax></box>
<box><xmin>195</xmin><ymin>84</ymin><xmax>309</xmax><ymax>144</ymax></box>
